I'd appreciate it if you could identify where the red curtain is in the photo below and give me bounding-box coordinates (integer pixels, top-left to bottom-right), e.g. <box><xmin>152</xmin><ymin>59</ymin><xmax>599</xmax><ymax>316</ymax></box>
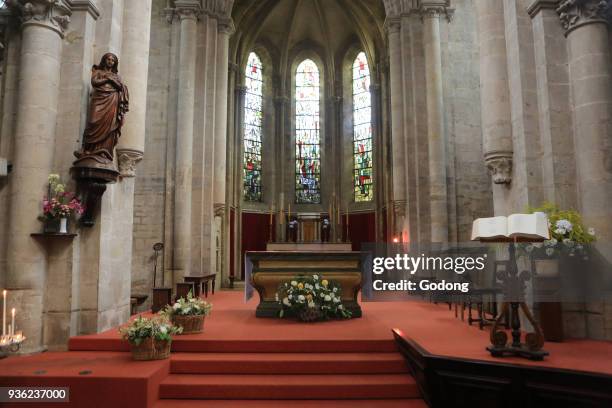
<box><xmin>229</xmin><ymin>208</ymin><xmax>235</xmax><ymax>280</ymax></box>
<box><xmin>342</xmin><ymin>212</ymin><xmax>376</xmax><ymax>251</ymax></box>
<box><xmin>241</xmin><ymin>212</ymin><xmax>275</xmax><ymax>279</ymax></box>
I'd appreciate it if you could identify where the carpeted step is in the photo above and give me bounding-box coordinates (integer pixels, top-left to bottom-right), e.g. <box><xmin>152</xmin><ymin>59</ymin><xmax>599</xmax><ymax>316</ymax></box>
<box><xmin>68</xmin><ymin>337</ymin><xmax>397</xmax><ymax>353</ymax></box>
<box><xmin>170</xmin><ymin>352</ymin><xmax>409</xmax><ymax>374</ymax></box>
<box><xmin>154</xmin><ymin>399</ymin><xmax>428</xmax><ymax>407</ymax></box>
<box><xmin>159</xmin><ymin>373</ymin><xmax>420</xmax><ymax>400</ymax></box>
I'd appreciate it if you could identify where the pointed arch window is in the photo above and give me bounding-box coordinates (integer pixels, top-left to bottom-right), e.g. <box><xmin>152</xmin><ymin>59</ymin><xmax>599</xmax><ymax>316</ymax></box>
<box><xmin>352</xmin><ymin>52</ymin><xmax>373</xmax><ymax>202</ymax></box>
<box><xmin>243</xmin><ymin>52</ymin><xmax>263</xmax><ymax>201</ymax></box>
<box><xmin>295</xmin><ymin>59</ymin><xmax>321</xmax><ymax>204</ymax></box>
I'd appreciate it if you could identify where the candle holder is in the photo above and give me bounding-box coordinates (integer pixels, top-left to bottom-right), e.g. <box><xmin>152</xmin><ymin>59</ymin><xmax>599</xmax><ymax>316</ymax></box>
<box><xmin>0</xmin><ymin>332</ymin><xmax>26</xmax><ymax>359</ymax></box>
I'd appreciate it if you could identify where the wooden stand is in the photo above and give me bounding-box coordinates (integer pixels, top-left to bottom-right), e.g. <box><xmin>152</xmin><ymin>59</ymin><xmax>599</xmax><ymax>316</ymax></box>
<box><xmin>152</xmin><ymin>288</ymin><xmax>172</xmax><ymax>313</ymax></box>
<box><xmin>486</xmin><ymin>243</ymin><xmax>549</xmax><ymax>361</ymax></box>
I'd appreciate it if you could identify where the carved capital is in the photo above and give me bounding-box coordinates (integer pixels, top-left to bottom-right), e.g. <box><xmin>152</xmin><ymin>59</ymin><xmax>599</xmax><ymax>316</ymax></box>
<box><xmin>419</xmin><ymin>4</ymin><xmax>454</xmax><ymax>22</ymax></box>
<box><xmin>8</xmin><ymin>0</ymin><xmax>72</xmax><ymax>36</ymax></box>
<box><xmin>485</xmin><ymin>152</ymin><xmax>513</xmax><ymax>184</ymax></box>
<box><xmin>174</xmin><ymin>0</ymin><xmax>201</xmax><ymax>21</ymax></box>
<box><xmin>383</xmin><ymin>17</ymin><xmax>401</xmax><ymax>35</ymax></box>
<box><xmin>392</xmin><ymin>200</ymin><xmax>408</xmax><ymax>218</ymax></box>
<box><xmin>527</xmin><ymin>0</ymin><xmax>560</xmax><ymax>18</ymax></box>
<box><xmin>218</xmin><ymin>17</ymin><xmax>235</xmax><ymax>35</ymax></box>
<box><xmin>557</xmin><ymin>0</ymin><xmax>609</xmax><ymax>35</ymax></box>
<box><xmin>117</xmin><ymin>148</ymin><xmax>144</xmax><ymax>178</ymax></box>
<box><xmin>214</xmin><ymin>204</ymin><xmax>226</xmax><ymax>217</ymax></box>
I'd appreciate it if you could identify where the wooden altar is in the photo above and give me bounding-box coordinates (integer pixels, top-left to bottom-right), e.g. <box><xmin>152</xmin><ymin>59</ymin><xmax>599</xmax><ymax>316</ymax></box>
<box><xmin>247</xmin><ymin>251</ymin><xmax>364</xmax><ymax>318</ymax></box>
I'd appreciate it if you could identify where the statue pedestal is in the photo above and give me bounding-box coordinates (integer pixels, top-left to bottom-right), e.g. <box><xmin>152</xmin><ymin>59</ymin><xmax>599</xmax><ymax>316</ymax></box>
<box><xmin>71</xmin><ymin>165</ymin><xmax>119</xmax><ymax>227</ymax></box>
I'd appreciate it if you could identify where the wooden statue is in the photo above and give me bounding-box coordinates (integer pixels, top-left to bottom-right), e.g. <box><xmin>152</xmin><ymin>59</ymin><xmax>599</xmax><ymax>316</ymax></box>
<box><xmin>74</xmin><ymin>53</ymin><xmax>129</xmax><ymax>170</ymax></box>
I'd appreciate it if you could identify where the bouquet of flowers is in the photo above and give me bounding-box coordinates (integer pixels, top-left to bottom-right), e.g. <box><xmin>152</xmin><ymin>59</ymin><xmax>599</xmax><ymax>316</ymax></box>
<box><xmin>38</xmin><ymin>174</ymin><xmax>84</xmax><ymax>221</ymax></box>
<box><xmin>521</xmin><ymin>203</ymin><xmax>596</xmax><ymax>259</ymax></box>
<box><xmin>276</xmin><ymin>274</ymin><xmax>352</xmax><ymax>321</ymax></box>
<box><xmin>161</xmin><ymin>291</ymin><xmax>212</xmax><ymax>334</ymax></box>
<box><xmin>162</xmin><ymin>291</ymin><xmax>212</xmax><ymax>317</ymax></box>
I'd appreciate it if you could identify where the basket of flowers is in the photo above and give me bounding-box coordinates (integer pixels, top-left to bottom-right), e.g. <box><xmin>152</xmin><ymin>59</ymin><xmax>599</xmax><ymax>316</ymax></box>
<box><xmin>162</xmin><ymin>291</ymin><xmax>212</xmax><ymax>334</ymax></box>
<box><xmin>119</xmin><ymin>315</ymin><xmax>181</xmax><ymax>361</ymax></box>
<box><xmin>276</xmin><ymin>274</ymin><xmax>352</xmax><ymax>322</ymax></box>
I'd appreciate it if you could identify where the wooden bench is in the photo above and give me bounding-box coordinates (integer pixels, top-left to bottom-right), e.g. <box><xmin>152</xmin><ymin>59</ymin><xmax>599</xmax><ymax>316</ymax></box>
<box><xmin>175</xmin><ymin>282</ymin><xmax>195</xmax><ymax>301</ymax></box>
<box><xmin>152</xmin><ymin>288</ymin><xmax>172</xmax><ymax>313</ymax></box>
<box><xmin>183</xmin><ymin>274</ymin><xmax>216</xmax><ymax>298</ymax></box>
<box><xmin>130</xmin><ymin>294</ymin><xmax>148</xmax><ymax>315</ymax></box>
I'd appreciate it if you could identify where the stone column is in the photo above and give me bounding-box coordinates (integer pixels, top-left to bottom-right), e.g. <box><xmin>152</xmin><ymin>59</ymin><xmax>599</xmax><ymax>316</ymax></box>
<box><xmin>212</xmin><ymin>17</ymin><xmax>233</xmax><ymax>281</ymax></box>
<box><xmin>116</xmin><ymin>0</ymin><xmax>152</xmax><ymax>176</ymax></box>
<box><xmin>421</xmin><ymin>3</ymin><xmax>451</xmax><ymax>244</ymax></box>
<box><xmin>558</xmin><ymin>0</ymin><xmax>612</xmax><ymax>262</ymax></box>
<box><xmin>474</xmin><ymin>0</ymin><xmax>514</xmax><ymax>216</ymax></box>
<box><xmin>6</xmin><ymin>0</ymin><xmax>70</xmax><ymax>353</ymax></box>
<box><xmin>173</xmin><ymin>0</ymin><xmax>200</xmax><ymax>283</ymax></box>
<box><xmin>528</xmin><ymin>0</ymin><xmax>576</xmax><ymax>210</ymax></box>
<box><xmin>385</xmin><ymin>17</ymin><xmax>408</xmax><ymax>242</ymax></box>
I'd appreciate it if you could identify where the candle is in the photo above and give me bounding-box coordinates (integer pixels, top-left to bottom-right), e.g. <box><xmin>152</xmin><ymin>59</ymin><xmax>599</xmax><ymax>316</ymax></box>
<box><xmin>269</xmin><ymin>208</ymin><xmax>273</xmax><ymax>225</ymax></box>
<box><xmin>2</xmin><ymin>290</ymin><xmax>5</xmax><ymax>337</ymax></box>
<box><xmin>288</xmin><ymin>203</ymin><xmax>291</xmax><ymax>220</ymax></box>
<box><xmin>7</xmin><ymin>324</ymin><xmax>10</xmax><ymax>338</ymax></box>
<box><xmin>11</xmin><ymin>308</ymin><xmax>15</xmax><ymax>336</ymax></box>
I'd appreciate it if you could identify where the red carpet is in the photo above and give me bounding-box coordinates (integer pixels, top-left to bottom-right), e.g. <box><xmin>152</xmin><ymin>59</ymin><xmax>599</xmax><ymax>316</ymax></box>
<box><xmin>1</xmin><ymin>290</ymin><xmax>611</xmax><ymax>407</ymax></box>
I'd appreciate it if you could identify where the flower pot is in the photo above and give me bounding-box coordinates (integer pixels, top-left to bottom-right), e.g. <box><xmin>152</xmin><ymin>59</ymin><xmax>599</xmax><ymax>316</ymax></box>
<box><xmin>59</xmin><ymin>218</ymin><xmax>68</xmax><ymax>234</ymax></box>
<box><xmin>172</xmin><ymin>314</ymin><xmax>205</xmax><ymax>334</ymax></box>
<box><xmin>129</xmin><ymin>338</ymin><xmax>171</xmax><ymax>361</ymax></box>
<box><xmin>43</xmin><ymin>218</ymin><xmax>61</xmax><ymax>234</ymax></box>
<box><xmin>534</xmin><ymin>259</ymin><xmax>559</xmax><ymax>278</ymax></box>
<box><xmin>298</xmin><ymin>307</ymin><xmax>321</xmax><ymax>322</ymax></box>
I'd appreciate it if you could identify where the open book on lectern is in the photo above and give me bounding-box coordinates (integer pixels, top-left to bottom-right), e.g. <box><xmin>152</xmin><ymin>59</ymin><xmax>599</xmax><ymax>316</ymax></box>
<box><xmin>471</xmin><ymin>213</ymin><xmax>550</xmax><ymax>241</ymax></box>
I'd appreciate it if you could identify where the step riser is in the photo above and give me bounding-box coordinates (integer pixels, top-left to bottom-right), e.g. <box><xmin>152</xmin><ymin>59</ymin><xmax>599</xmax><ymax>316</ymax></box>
<box><xmin>160</xmin><ymin>384</ymin><xmax>420</xmax><ymax>400</ymax></box>
<box><xmin>171</xmin><ymin>340</ymin><xmax>397</xmax><ymax>353</ymax></box>
<box><xmin>171</xmin><ymin>360</ymin><xmax>409</xmax><ymax>375</ymax></box>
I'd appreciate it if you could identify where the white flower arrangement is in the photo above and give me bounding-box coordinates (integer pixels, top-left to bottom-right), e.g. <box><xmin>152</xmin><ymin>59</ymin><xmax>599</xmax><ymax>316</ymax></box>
<box><xmin>276</xmin><ymin>274</ymin><xmax>352</xmax><ymax>321</ymax></box>
<box><xmin>162</xmin><ymin>291</ymin><xmax>212</xmax><ymax>317</ymax></box>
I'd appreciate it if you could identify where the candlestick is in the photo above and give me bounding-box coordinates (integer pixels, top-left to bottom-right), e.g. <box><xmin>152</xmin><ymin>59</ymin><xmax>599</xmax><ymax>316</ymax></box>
<box><xmin>7</xmin><ymin>324</ymin><xmax>11</xmax><ymax>338</ymax></box>
<box><xmin>2</xmin><ymin>290</ymin><xmax>5</xmax><ymax>337</ymax></box>
<box><xmin>11</xmin><ymin>308</ymin><xmax>15</xmax><ymax>337</ymax></box>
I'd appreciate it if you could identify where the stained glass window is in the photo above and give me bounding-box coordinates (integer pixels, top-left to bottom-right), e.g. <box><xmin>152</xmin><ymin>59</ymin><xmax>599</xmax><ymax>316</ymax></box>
<box><xmin>352</xmin><ymin>52</ymin><xmax>373</xmax><ymax>202</ymax></box>
<box><xmin>295</xmin><ymin>59</ymin><xmax>321</xmax><ymax>204</ymax></box>
<box><xmin>243</xmin><ymin>52</ymin><xmax>263</xmax><ymax>201</ymax></box>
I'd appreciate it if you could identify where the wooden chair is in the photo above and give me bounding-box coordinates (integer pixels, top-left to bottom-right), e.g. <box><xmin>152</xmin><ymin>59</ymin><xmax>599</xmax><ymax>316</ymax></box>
<box><xmin>152</xmin><ymin>287</ymin><xmax>172</xmax><ymax>313</ymax></box>
<box><xmin>175</xmin><ymin>282</ymin><xmax>195</xmax><ymax>301</ymax></box>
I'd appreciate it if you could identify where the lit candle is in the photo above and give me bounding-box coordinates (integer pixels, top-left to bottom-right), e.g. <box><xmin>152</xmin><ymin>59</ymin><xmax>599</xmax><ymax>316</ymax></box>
<box><xmin>2</xmin><ymin>290</ymin><xmax>5</xmax><ymax>337</ymax></box>
<box><xmin>11</xmin><ymin>308</ymin><xmax>15</xmax><ymax>336</ymax></box>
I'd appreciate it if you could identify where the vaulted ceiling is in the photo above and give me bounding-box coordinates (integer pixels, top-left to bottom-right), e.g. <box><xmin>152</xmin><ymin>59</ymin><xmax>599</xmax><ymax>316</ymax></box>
<box><xmin>230</xmin><ymin>0</ymin><xmax>386</xmax><ymax>87</ymax></box>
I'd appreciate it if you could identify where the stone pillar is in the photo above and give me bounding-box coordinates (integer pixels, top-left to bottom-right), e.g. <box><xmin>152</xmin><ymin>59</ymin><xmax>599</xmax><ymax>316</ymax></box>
<box><xmin>212</xmin><ymin>17</ymin><xmax>233</xmax><ymax>280</ymax></box>
<box><xmin>421</xmin><ymin>3</ymin><xmax>451</xmax><ymax>244</ymax></box>
<box><xmin>528</xmin><ymin>0</ymin><xmax>576</xmax><ymax>210</ymax></box>
<box><xmin>474</xmin><ymin>0</ymin><xmax>514</xmax><ymax>216</ymax></box>
<box><xmin>385</xmin><ymin>17</ymin><xmax>409</xmax><ymax>242</ymax></box>
<box><xmin>6</xmin><ymin>0</ymin><xmax>70</xmax><ymax>353</ymax></box>
<box><xmin>117</xmin><ymin>0</ymin><xmax>153</xmax><ymax>176</ymax></box>
<box><xmin>558</xmin><ymin>0</ymin><xmax>612</xmax><ymax>261</ymax></box>
<box><xmin>173</xmin><ymin>0</ymin><xmax>200</xmax><ymax>283</ymax></box>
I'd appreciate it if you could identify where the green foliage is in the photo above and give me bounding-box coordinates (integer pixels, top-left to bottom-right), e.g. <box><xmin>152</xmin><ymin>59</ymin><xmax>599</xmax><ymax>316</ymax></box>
<box><xmin>276</xmin><ymin>274</ymin><xmax>352</xmax><ymax>321</ymax></box>
<box><xmin>521</xmin><ymin>202</ymin><xmax>596</xmax><ymax>259</ymax></box>
<box><xmin>161</xmin><ymin>291</ymin><xmax>212</xmax><ymax>317</ymax></box>
<box><xmin>119</xmin><ymin>315</ymin><xmax>181</xmax><ymax>345</ymax></box>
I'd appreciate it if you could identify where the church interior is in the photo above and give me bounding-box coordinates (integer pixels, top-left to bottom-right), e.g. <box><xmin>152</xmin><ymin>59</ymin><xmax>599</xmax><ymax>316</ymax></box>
<box><xmin>0</xmin><ymin>0</ymin><xmax>612</xmax><ymax>406</ymax></box>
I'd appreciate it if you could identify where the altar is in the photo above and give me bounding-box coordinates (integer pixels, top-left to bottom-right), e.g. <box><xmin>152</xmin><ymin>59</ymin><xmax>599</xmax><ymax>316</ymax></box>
<box><xmin>246</xmin><ymin>251</ymin><xmax>365</xmax><ymax>318</ymax></box>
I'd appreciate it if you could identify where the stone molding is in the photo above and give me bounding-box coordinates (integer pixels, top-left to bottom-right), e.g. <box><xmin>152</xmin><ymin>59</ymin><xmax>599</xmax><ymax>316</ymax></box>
<box><xmin>117</xmin><ymin>148</ymin><xmax>144</xmax><ymax>178</ymax></box>
<box><xmin>8</xmin><ymin>0</ymin><xmax>72</xmax><ymax>37</ymax></box>
<box><xmin>527</xmin><ymin>0</ymin><xmax>560</xmax><ymax>18</ymax></box>
<box><xmin>557</xmin><ymin>0</ymin><xmax>610</xmax><ymax>35</ymax></box>
<box><xmin>273</xmin><ymin>95</ymin><xmax>289</xmax><ymax>107</ymax></box>
<box><xmin>485</xmin><ymin>152</ymin><xmax>513</xmax><ymax>185</ymax></box>
<box><xmin>65</xmin><ymin>0</ymin><xmax>99</xmax><ymax>19</ymax></box>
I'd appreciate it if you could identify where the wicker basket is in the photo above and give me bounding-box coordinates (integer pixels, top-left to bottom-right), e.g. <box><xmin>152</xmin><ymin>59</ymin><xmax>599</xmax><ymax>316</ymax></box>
<box><xmin>173</xmin><ymin>314</ymin><xmax>205</xmax><ymax>334</ymax></box>
<box><xmin>130</xmin><ymin>338</ymin><xmax>171</xmax><ymax>361</ymax></box>
<box><xmin>298</xmin><ymin>307</ymin><xmax>322</xmax><ymax>322</ymax></box>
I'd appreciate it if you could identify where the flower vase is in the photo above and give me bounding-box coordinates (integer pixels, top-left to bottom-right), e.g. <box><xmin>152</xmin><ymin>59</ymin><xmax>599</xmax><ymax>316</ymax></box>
<box><xmin>59</xmin><ymin>217</ymin><xmax>68</xmax><ymax>234</ymax></box>
<box><xmin>43</xmin><ymin>218</ymin><xmax>60</xmax><ymax>234</ymax></box>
